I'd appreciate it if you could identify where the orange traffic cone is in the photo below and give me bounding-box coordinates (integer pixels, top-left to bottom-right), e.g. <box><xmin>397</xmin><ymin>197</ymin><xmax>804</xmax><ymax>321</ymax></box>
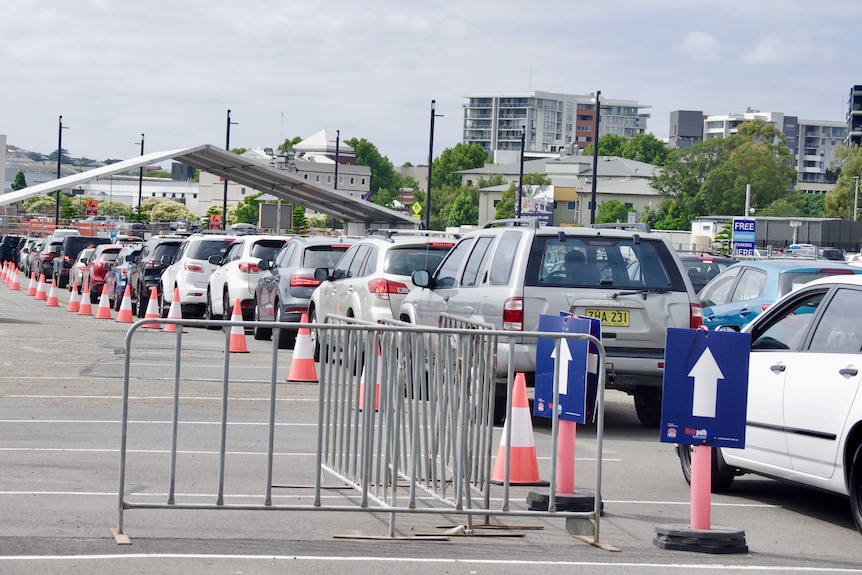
<box><xmin>358</xmin><ymin>345</ymin><xmax>382</xmax><ymax>411</ymax></box>
<box><xmin>26</xmin><ymin>272</ymin><xmax>37</xmax><ymax>296</ymax></box>
<box><xmin>287</xmin><ymin>313</ymin><xmax>317</xmax><ymax>382</ymax></box>
<box><xmin>116</xmin><ymin>285</ymin><xmax>134</xmax><ymax>323</ymax></box>
<box><xmin>78</xmin><ymin>281</ymin><xmax>93</xmax><ymax>316</ymax></box>
<box><xmin>142</xmin><ymin>286</ymin><xmax>161</xmax><ymax>329</ymax></box>
<box><xmin>1</xmin><ymin>262</ymin><xmax>7</xmax><ymax>284</ymax></box>
<box><xmin>163</xmin><ymin>287</ymin><xmax>183</xmax><ymax>333</ymax></box>
<box><xmin>227</xmin><ymin>298</ymin><xmax>249</xmax><ymax>353</ymax></box>
<box><xmin>67</xmin><ymin>281</ymin><xmax>80</xmax><ymax>312</ymax></box>
<box><xmin>490</xmin><ymin>373</ymin><xmax>547</xmax><ymax>486</ymax></box>
<box><xmin>35</xmin><ymin>273</ymin><xmax>47</xmax><ymax>301</ymax></box>
<box><xmin>45</xmin><ymin>278</ymin><xmax>59</xmax><ymax>307</ymax></box>
<box><xmin>95</xmin><ymin>291</ymin><xmax>113</xmax><ymax>319</ymax></box>
<box><xmin>9</xmin><ymin>267</ymin><xmax>20</xmax><ymax>291</ymax></box>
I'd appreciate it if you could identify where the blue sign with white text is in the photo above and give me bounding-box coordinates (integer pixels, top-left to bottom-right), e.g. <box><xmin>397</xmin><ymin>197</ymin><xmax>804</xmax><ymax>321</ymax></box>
<box><xmin>660</xmin><ymin>328</ymin><xmax>751</xmax><ymax>448</ymax></box>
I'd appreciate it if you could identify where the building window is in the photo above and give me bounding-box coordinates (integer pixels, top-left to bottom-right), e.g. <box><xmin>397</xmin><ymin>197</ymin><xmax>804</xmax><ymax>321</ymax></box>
<box><xmin>193</xmin><ymin>194</ymin><xmax>198</xmax><ymax>199</ymax></box>
<box><xmin>315</xmin><ymin>175</ymin><xmax>320</xmax><ymax>182</ymax></box>
<box><xmin>361</xmin><ymin>178</ymin><xmax>366</xmax><ymax>185</ymax></box>
<box><xmin>327</xmin><ymin>175</ymin><xmax>332</xmax><ymax>183</ymax></box>
<box><xmin>493</xmin><ymin>199</ymin><xmax>500</xmax><ymax>207</ymax></box>
<box><xmin>567</xmin><ymin>201</ymin><xmax>577</xmax><ymax>210</ymax></box>
<box><xmin>304</xmin><ymin>174</ymin><xmax>308</xmax><ymax>180</ymax></box>
<box><xmin>350</xmin><ymin>177</ymin><xmax>355</xmax><ymax>184</ymax></box>
<box><xmin>624</xmin><ymin>202</ymin><xmax>633</xmax><ymax>208</ymax></box>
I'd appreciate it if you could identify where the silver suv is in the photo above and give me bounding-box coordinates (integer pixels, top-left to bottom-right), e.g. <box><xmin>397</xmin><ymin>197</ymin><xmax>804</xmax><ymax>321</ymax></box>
<box><xmin>398</xmin><ymin>219</ymin><xmax>703</xmax><ymax>427</ymax></box>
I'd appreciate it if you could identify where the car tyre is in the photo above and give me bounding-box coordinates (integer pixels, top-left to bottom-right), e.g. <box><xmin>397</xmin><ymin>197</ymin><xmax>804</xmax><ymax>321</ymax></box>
<box><xmin>308</xmin><ymin>307</ymin><xmax>321</xmax><ymax>361</ymax></box>
<box><xmin>275</xmin><ymin>301</ymin><xmax>296</xmax><ymax>349</ymax></box>
<box><xmin>158</xmin><ymin>289</ymin><xmax>169</xmax><ymax>319</ymax></box>
<box><xmin>204</xmin><ymin>291</ymin><xmax>220</xmax><ymax>330</ymax></box>
<box><xmin>850</xmin><ymin>444</ymin><xmax>862</xmax><ymax>534</ymax></box>
<box><xmin>634</xmin><ymin>386</ymin><xmax>662</xmax><ymax>428</ymax></box>
<box><xmin>677</xmin><ymin>444</ymin><xmax>736</xmax><ymax>493</ymax></box>
<box><xmin>253</xmin><ymin>298</ymin><xmax>272</xmax><ymax>341</ymax></box>
<box><xmin>135</xmin><ymin>286</ymin><xmax>146</xmax><ymax>318</ymax></box>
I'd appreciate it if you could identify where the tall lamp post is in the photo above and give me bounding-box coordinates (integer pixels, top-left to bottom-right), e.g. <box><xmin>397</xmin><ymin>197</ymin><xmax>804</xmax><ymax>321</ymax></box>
<box><xmin>425</xmin><ymin>100</ymin><xmax>443</xmax><ymax>231</ymax></box>
<box><xmin>222</xmin><ymin>109</ymin><xmax>238</xmax><ymax>229</ymax></box>
<box><xmin>589</xmin><ymin>91</ymin><xmax>601</xmax><ymax>225</ymax></box>
<box><xmin>135</xmin><ymin>134</ymin><xmax>145</xmax><ymax>209</ymax></box>
<box><xmin>55</xmin><ymin>115</ymin><xmax>69</xmax><ymax>227</ymax></box>
<box><xmin>333</xmin><ymin>130</ymin><xmax>340</xmax><ymax>230</ymax></box>
<box><xmin>854</xmin><ymin>176</ymin><xmax>859</xmax><ymax>222</ymax></box>
<box><xmin>515</xmin><ymin>126</ymin><xmax>526</xmax><ymax>218</ymax></box>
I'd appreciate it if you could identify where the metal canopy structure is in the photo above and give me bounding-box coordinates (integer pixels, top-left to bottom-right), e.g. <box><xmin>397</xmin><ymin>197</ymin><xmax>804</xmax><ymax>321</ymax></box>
<box><xmin>0</xmin><ymin>144</ymin><xmax>417</xmax><ymax>230</ymax></box>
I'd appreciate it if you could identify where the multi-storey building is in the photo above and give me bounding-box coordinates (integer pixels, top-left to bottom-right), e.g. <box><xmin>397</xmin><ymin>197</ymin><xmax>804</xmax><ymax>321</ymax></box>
<box><xmin>462</xmin><ymin>91</ymin><xmax>650</xmax><ymax>158</ymax></box>
<box><xmin>668</xmin><ymin>110</ymin><xmax>705</xmax><ymax>149</ymax></box>
<box><xmin>846</xmin><ymin>85</ymin><xmax>862</xmax><ymax>147</ymax></box>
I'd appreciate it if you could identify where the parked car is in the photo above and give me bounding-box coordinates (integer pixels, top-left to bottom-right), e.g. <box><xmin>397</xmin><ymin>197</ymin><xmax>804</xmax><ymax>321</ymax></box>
<box><xmin>676</xmin><ymin>274</ymin><xmax>862</xmax><ymax>534</ymax></box>
<box><xmin>254</xmin><ymin>236</ymin><xmax>357</xmax><ymax>348</ymax></box>
<box><xmin>0</xmin><ymin>234</ymin><xmax>27</xmax><ymax>266</ymax></box>
<box><xmin>676</xmin><ymin>252</ymin><xmax>738</xmax><ymax>293</ymax></box>
<box><xmin>69</xmin><ymin>248</ymin><xmax>96</xmax><ymax>293</ymax></box>
<box><xmin>308</xmin><ymin>230</ymin><xmax>457</xmax><ymax>349</ymax></box>
<box><xmin>82</xmin><ymin>244</ymin><xmax>122</xmax><ymax>303</ymax></box>
<box><xmin>104</xmin><ymin>244</ymin><xmax>143</xmax><ymax>310</ymax></box>
<box><xmin>128</xmin><ymin>235</ymin><xmax>186</xmax><ymax>317</ymax></box>
<box><xmin>159</xmin><ymin>234</ymin><xmax>236</xmax><ymax>318</ymax></box>
<box><xmin>398</xmin><ymin>220</ymin><xmax>702</xmax><ymax>427</ymax></box>
<box><xmin>35</xmin><ymin>238</ymin><xmax>64</xmax><ymax>280</ymax></box>
<box><xmin>25</xmin><ymin>239</ymin><xmax>45</xmax><ymax>280</ymax></box>
<box><xmin>17</xmin><ymin>237</ymin><xmax>39</xmax><ymax>276</ymax></box>
<box><xmin>205</xmin><ymin>235</ymin><xmax>288</xmax><ymax>322</ymax></box>
<box><xmin>52</xmin><ymin>235</ymin><xmax>112</xmax><ymax>289</ymax></box>
<box><xmin>699</xmin><ymin>259</ymin><xmax>862</xmax><ymax>331</ymax></box>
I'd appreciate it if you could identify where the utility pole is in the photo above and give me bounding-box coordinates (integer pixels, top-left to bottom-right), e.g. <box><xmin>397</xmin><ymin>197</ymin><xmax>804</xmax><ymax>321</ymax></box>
<box><xmin>135</xmin><ymin>134</ymin><xmax>145</xmax><ymax>208</ymax></box>
<box><xmin>589</xmin><ymin>91</ymin><xmax>601</xmax><ymax>225</ymax></box>
<box><xmin>516</xmin><ymin>127</ymin><xmax>526</xmax><ymax>218</ymax></box>
<box><xmin>425</xmin><ymin>100</ymin><xmax>442</xmax><ymax>230</ymax></box>
<box><xmin>55</xmin><ymin>116</ymin><xmax>69</xmax><ymax>227</ymax></box>
<box><xmin>222</xmin><ymin>109</ymin><xmax>238</xmax><ymax>229</ymax></box>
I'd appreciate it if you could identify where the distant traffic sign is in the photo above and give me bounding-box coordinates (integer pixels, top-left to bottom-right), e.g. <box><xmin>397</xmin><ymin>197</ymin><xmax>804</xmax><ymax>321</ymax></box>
<box><xmin>660</xmin><ymin>328</ymin><xmax>751</xmax><ymax>448</ymax></box>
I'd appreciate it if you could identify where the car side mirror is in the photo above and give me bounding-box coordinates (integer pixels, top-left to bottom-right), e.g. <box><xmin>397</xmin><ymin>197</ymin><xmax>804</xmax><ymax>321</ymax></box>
<box><xmin>258</xmin><ymin>259</ymin><xmax>271</xmax><ymax>271</ymax></box>
<box><xmin>208</xmin><ymin>254</ymin><xmax>222</xmax><ymax>265</ymax></box>
<box><xmin>314</xmin><ymin>267</ymin><xmax>331</xmax><ymax>281</ymax></box>
<box><xmin>412</xmin><ymin>269</ymin><xmax>431</xmax><ymax>288</ymax></box>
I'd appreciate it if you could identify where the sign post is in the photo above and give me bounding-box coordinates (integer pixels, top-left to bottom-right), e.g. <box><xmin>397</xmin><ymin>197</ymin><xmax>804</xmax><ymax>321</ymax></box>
<box><xmin>731</xmin><ymin>218</ymin><xmax>756</xmax><ymax>257</ymax></box>
<box><xmin>654</xmin><ymin>327</ymin><xmax>751</xmax><ymax>554</ymax></box>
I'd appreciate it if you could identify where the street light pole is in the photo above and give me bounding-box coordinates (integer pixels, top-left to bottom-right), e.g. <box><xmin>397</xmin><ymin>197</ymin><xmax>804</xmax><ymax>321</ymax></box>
<box><xmin>222</xmin><ymin>109</ymin><xmax>238</xmax><ymax>229</ymax></box>
<box><xmin>135</xmin><ymin>134</ymin><xmax>145</xmax><ymax>208</ymax></box>
<box><xmin>55</xmin><ymin>115</ymin><xmax>69</xmax><ymax>227</ymax></box>
<box><xmin>589</xmin><ymin>91</ymin><xmax>601</xmax><ymax>225</ymax></box>
<box><xmin>854</xmin><ymin>176</ymin><xmax>859</xmax><ymax>222</ymax></box>
<box><xmin>425</xmin><ymin>100</ymin><xmax>442</xmax><ymax>231</ymax></box>
<box><xmin>516</xmin><ymin>126</ymin><xmax>526</xmax><ymax>218</ymax></box>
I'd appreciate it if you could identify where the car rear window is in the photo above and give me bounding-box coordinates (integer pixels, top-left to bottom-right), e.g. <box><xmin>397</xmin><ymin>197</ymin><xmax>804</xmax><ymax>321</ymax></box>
<box><xmin>385</xmin><ymin>246</ymin><xmax>451</xmax><ymax>276</ymax></box>
<box><xmin>101</xmin><ymin>250</ymin><xmax>121</xmax><ymax>262</ymax></box>
<box><xmin>778</xmin><ymin>269</ymin><xmax>857</xmax><ymax>296</ymax></box>
<box><xmin>303</xmin><ymin>245</ymin><xmax>351</xmax><ymax>269</ymax></box>
<box><xmin>188</xmin><ymin>239</ymin><xmax>234</xmax><ymax>260</ymax></box>
<box><xmin>251</xmin><ymin>240</ymin><xmax>287</xmax><ymax>261</ymax></box>
<box><xmin>153</xmin><ymin>243</ymin><xmax>182</xmax><ymax>260</ymax></box>
<box><xmin>525</xmin><ymin>236</ymin><xmax>687</xmax><ymax>291</ymax></box>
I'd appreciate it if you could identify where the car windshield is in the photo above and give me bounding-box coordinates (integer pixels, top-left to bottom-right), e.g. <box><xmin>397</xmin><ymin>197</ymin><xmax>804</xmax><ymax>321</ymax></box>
<box><xmin>303</xmin><ymin>246</ymin><xmax>351</xmax><ymax>269</ymax></box>
<box><xmin>384</xmin><ymin>246</ymin><xmax>451</xmax><ymax>276</ymax></box>
<box><xmin>188</xmin><ymin>239</ymin><xmax>234</xmax><ymax>260</ymax></box>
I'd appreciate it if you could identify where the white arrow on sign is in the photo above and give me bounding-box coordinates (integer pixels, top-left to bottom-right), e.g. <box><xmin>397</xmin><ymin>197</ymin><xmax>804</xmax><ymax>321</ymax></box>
<box><xmin>551</xmin><ymin>339</ymin><xmax>572</xmax><ymax>395</ymax></box>
<box><xmin>688</xmin><ymin>347</ymin><xmax>725</xmax><ymax>418</ymax></box>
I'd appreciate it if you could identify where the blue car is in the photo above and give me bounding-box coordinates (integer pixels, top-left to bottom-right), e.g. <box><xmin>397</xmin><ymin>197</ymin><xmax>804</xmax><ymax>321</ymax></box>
<box><xmin>699</xmin><ymin>258</ymin><xmax>862</xmax><ymax>330</ymax></box>
<box><xmin>104</xmin><ymin>244</ymin><xmax>143</xmax><ymax>311</ymax></box>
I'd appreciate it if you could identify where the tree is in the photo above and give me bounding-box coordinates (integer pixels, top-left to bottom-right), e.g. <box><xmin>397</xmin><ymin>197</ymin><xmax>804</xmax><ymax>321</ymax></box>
<box><xmin>292</xmin><ymin>204</ymin><xmax>308</xmax><ymax>234</ymax></box>
<box><xmin>582</xmin><ymin>134</ymin><xmax>627</xmax><ymax>158</ymax></box>
<box><xmin>494</xmin><ymin>184</ymin><xmax>517</xmax><ymax>220</ymax></box>
<box><xmin>583</xmin><ymin>133</ymin><xmax>669</xmax><ymax>166</ymax></box>
<box><xmin>46</xmin><ymin>148</ymin><xmax>71</xmax><ymax>164</ymax></box>
<box><xmin>596</xmin><ymin>200</ymin><xmax>632</xmax><ymax>224</ymax></box>
<box><xmin>277</xmin><ymin>137</ymin><xmax>302</xmax><ymax>152</ymax></box>
<box><xmin>431</xmin><ymin>143</ymin><xmax>489</xmax><ymax>190</ymax></box>
<box><xmin>149</xmin><ymin>199</ymin><xmax>196</xmax><ymax>222</ymax></box>
<box><xmin>446</xmin><ymin>192</ymin><xmax>479</xmax><ymax>227</ymax></box>
<box><xmin>11</xmin><ymin>171</ymin><xmax>27</xmax><ymax>191</ymax></box>
<box><xmin>825</xmin><ymin>144</ymin><xmax>862</xmax><ymax>218</ymax></box>
<box><xmin>344</xmin><ymin>137</ymin><xmax>402</xmax><ymax>200</ymax></box>
<box><xmin>234</xmin><ymin>193</ymin><xmax>263</xmax><ymax>224</ymax></box>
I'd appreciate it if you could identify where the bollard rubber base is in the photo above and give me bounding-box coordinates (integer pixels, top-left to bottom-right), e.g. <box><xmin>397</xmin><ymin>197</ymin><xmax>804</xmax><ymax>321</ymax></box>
<box><xmin>527</xmin><ymin>490</ymin><xmax>600</xmax><ymax>513</ymax></box>
<box><xmin>654</xmin><ymin>524</ymin><xmax>748</xmax><ymax>554</ymax></box>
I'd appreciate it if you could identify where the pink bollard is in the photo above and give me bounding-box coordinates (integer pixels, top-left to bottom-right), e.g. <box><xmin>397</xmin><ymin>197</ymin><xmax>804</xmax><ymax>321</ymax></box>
<box><xmin>556</xmin><ymin>419</ymin><xmax>577</xmax><ymax>494</ymax></box>
<box><xmin>690</xmin><ymin>444</ymin><xmax>712</xmax><ymax>530</ymax></box>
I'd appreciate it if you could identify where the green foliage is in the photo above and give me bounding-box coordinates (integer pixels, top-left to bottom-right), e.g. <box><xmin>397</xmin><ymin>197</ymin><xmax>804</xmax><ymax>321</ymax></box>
<box><xmin>22</xmin><ymin>194</ymin><xmax>62</xmax><ymax>215</ymax></box>
<box><xmin>149</xmin><ymin>199</ymin><xmax>197</xmax><ymax>223</ymax></box>
<box><xmin>431</xmin><ymin>143</ymin><xmax>490</xmax><ymax>190</ymax></box>
<box><xmin>234</xmin><ymin>193</ymin><xmax>263</xmax><ymax>225</ymax></box>
<box><xmin>230</xmin><ymin>147</ymin><xmax>247</xmax><ymax>155</ymax></box>
<box><xmin>344</xmin><ymin>137</ymin><xmax>402</xmax><ymax>201</ymax></box>
<box><xmin>494</xmin><ymin>183</ymin><xmax>517</xmax><ymax>220</ymax></box>
<box><xmin>713</xmin><ymin>227</ymin><xmax>732</xmax><ymax>255</ymax></box>
<box><xmin>372</xmin><ymin>188</ymin><xmax>399</xmax><ymax>209</ymax></box>
<box><xmin>825</xmin><ymin>145</ymin><xmax>862</xmax><ymax>218</ymax></box>
<box><xmin>292</xmin><ymin>204</ymin><xmax>308</xmax><ymax>234</ymax></box>
<box><xmin>146</xmin><ymin>171</ymin><xmax>171</xmax><ymax>178</ymax></box>
<box><xmin>277</xmin><ymin>137</ymin><xmax>303</xmax><ymax>152</ymax></box>
<box><xmin>46</xmin><ymin>148</ymin><xmax>71</xmax><ymax>164</ymax></box>
<box><xmin>191</xmin><ymin>169</ymin><xmax>200</xmax><ymax>183</ymax></box>
<box><xmin>12</xmin><ymin>171</ymin><xmax>27</xmax><ymax>191</ymax></box>
<box><xmin>596</xmin><ymin>200</ymin><xmax>632</xmax><ymax>223</ymax></box>
<box><xmin>446</xmin><ymin>192</ymin><xmax>479</xmax><ymax>227</ymax></box>
<box><xmin>582</xmin><ymin>133</ymin><xmax>669</xmax><ymax>166</ymax></box>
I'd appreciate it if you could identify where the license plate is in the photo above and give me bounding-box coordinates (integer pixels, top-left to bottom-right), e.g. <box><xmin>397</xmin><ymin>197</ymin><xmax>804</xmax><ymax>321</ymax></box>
<box><xmin>585</xmin><ymin>308</ymin><xmax>630</xmax><ymax>327</ymax></box>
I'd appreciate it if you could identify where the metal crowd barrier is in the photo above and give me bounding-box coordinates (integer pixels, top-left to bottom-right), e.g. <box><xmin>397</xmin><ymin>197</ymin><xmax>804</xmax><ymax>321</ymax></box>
<box><xmin>112</xmin><ymin>315</ymin><xmax>608</xmax><ymax>546</ymax></box>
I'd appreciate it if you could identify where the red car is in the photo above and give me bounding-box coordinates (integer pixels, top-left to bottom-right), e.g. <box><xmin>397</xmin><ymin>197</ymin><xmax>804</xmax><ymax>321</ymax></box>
<box><xmin>82</xmin><ymin>244</ymin><xmax>122</xmax><ymax>303</ymax></box>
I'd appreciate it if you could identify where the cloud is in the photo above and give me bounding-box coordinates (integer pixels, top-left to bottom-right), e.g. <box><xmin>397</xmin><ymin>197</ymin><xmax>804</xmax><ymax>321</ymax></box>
<box><xmin>742</xmin><ymin>35</ymin><xmax>790</xmax><ymax>64</ymax></box>
<box><xmin>680</xmin><ymin>31</ymin><xmax>721</xmax><ymax>61</ymax></box>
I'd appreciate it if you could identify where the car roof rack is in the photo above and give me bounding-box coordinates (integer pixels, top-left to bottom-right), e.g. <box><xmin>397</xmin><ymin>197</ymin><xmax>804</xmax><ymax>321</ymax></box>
<box><xmin>482</xmin><ymin>218</ymin><xmax>542</xmax><ymax>229</ymax></box>
<box><xmin>588</xmin><ymin>222</ymin><xmax>652</xmax><ymax>233</ymax></box>
<box><xmin>366</xmin><ymin>229</ymin><xmax>460</xmax><ymax>240</ymax></box>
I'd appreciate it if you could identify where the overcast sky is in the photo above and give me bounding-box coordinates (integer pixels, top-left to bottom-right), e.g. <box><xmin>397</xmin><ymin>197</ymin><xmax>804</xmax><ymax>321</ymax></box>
<box><xmin>2</xmin><ymin>1</ymin><xmax>860</xmax><ymax>167</ymax></box>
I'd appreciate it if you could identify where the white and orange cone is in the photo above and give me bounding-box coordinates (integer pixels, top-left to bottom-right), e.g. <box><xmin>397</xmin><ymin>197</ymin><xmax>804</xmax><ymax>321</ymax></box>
<box><xmin>490</xmin><ymin>373</ymin><xmax>546</xmax><ymax>486</ymax></box>
<box><xmin>116</xmin><ymin>285</ymin><xmax>134</xmax><ymax>323</ymax></box>
<box><xmin>287</xmin><ymin>312</ymin><xmax>317</xmax><ymax>382</ymax></box>
<box><xmin>142</xmin><ymin>286</ymin><xmax>161</xmax><ymax>329</ymax></box>
<box><xmin>67</xmin><ymin>281</ymin><xmax>81</xmax><ymax>313</ymax></box>
<box><xmin>45</xmin><ymin>278</ymin><xmax>59</xmax><ymax>307</ymax></box>
<box><xmin>163</xmin><ymin>287</ymin><xmax>183</xmax><ymax>333</ymax></box>
<box><xmin>228</xmin><ymin>298</ymin><xmax>249</xmax><ymax>353</ymax></box>
<box><xmin>26</xmin><ymin>272</ymin><xmax>37</xmax><ymax>297</ymax></box>
<box><xmin>9</xmin><ymin>267</ymin><xmax>20</xmax><ymax>291</ymax></box>
<box><xmin>95</xmin><ymin>291</ymin><xmax>113</xmax><ymax>319</ymax></box>
<box><xmin>35</xmin><ymin>273</ymin><xmax>47</xmax><ymax>301</ymax></box>
<box><xmin>78</xmin><ymin>281</ymin><xmax>93</xmax><ymax>316</ymax></box>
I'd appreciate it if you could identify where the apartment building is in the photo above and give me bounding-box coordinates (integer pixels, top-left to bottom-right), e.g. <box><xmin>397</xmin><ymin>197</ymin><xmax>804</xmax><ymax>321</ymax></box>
<box><xmin>846</xmin><ymin>85</ymin><xmax>862</xmax><ymax>147</ymax></box>
<box><xmin>462</xmin><ymin>91</ymin><xmax>650</xmax><ymax>158</ymax></box>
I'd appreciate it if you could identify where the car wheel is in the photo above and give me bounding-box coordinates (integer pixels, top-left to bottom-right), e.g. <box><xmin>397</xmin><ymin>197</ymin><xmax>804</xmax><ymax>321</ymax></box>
<box><xmin>633</xmin><ymin>386</ymin><xmax>662</xmax><ymax>428</ymax></box>
<box><xmin>253</xmin><ymin>298</ymin><xmax>272</xmax><ymax>341</ymax></box>
<box><xmin>223</xmin><ymin>290</ymin><xmax>233</xmax><ymax>325</ymax></box>
<box><xmin>850</xmin><ymin>444</ymin><xmax>862</xmax><ymax>534</ymax></box>
<box><xmin>275</xmin><ymin>302</ymin><xmax>296</xmax><ymax>349</ymax></box>
<box><xmin>677</xmin><ymin>443</ymin><xmax>736</xmax><ymax>493</ymax></box>
<box><xmin>204</xmin><ymin>290</ymin><xmax>220</xmax><ymax>330</ymax></box>
<box><xmin>112</xmin><ymin>293</ymin><xmax>121</xmax><ymax>312</ymax></box>
<box><xmin>308</xmin><ymin>307</ymin><xmax>320</xmax><ymax>361</ymax></box>
<box><xmin>135</xmin><ymin>286</ymin><xmax>146</xmax><ymax>318</ymax></box>
<box><xmin>158</xmin><ymin>290</ymin><xmax>169</xmax><ymax>319</ymax></box>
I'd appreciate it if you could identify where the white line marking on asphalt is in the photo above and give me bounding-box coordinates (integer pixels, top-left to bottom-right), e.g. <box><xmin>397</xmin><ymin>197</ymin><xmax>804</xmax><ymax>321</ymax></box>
<box><xmin>6</xmin><ymin>395</ymin><xmax>317</xmax><ymax>401</ymax></box>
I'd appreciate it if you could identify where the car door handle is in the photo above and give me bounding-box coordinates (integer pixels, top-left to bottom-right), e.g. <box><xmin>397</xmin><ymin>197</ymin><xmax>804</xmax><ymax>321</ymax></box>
<box><xmin>770</xmin><ymin>363</ymin><xmax>786</xmax><ymax>373</ymax></box>
<box><xmin>839</xmin><ymin>367</ymin><xmax>859</xmax><ymax>377</ymax></box>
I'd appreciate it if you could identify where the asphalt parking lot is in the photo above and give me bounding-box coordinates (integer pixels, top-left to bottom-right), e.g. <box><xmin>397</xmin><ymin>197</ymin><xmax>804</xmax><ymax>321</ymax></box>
<box><xmin>1</xmin><ymin>278</ymin><xmax>862</xmax><ymax>574</ymax></box>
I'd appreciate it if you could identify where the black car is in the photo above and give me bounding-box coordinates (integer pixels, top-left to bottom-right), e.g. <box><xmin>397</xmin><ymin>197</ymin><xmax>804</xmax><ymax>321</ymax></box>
<box><xmin>35</xmin><ymin>238</ymin><xmax>64</xmax><ymax>280</ymax></box>
<box><xmin>0</xmin><ymin>234</ymin><xmax>26</xmax><ymax>265</ymax></box>
<box><xmin>677</xmin><ymin>252</ymin><xmax>738</xmax><ymax>293</ymax></box>
<box><xmin>52</xmin><ymin>236</ymin><xmax>112</xmax><ymax>289</ymax></box>
<box><xmin>127</xmin><ymin>235</ymin><xmax>185</xmax><ymax>317</ymax></box>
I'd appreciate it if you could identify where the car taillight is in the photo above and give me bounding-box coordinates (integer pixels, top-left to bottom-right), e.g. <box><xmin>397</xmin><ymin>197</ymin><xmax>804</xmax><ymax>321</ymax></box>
<box><xmin>291</xmin><ymin>274</ymin><xmax>321</xmax><ymax>287</ymax></box>
<box><xmin>761</xmin><ymin>303</ymin><xmax>771</xmax><ymax>311</ymax></box>
<box><xmin>690</xmin><ymin>303</ymin><xmax>703</xmax><ymax>329</ymax></box>
<box><xmin>63</xmin><ymin>255</ymin><xmax>72</xmax><ymax>263</ymax></box>
<box><xmin>502</xmin><ymin>297</ymin><xmax>523</xmax><ymax>331</ymax></box>
<box><xmin>239</xmin><ymin>262</ymin><xmax>262</xmax><ymax>273</ymax></box>
<box><xmin>100</xmin><ymin>262</ymin><xmax>111</xmax><ymax>269</ymax></box>
<box><xmin>184</xmin><ymin>262</ymin><xmax>204</xmax><ymax>273</ymax></box>
<box><xmin>819</xmin><ymin>268</ymin><xmax>855</xmax><ymax>275</ymax></box>
<box><xmin>368</xmin><ymin>278</ymin><xmax>410</xmax><ymax>299</ymax></box>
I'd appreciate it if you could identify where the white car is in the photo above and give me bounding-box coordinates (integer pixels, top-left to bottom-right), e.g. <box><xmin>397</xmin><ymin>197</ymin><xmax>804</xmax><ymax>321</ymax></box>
<box><xmin>677</xmin><ymin>274</ymin><xmax>862</xmax><ymax>534</ymax></box>
<box><xmin>160</xmin><ymin>234</ymin><xmax>236</xmax><ymax>318</ymax></box>
<box><xmin>307</xmin><ymin>231</ymin><xmax>456</xmax><ymax>328</ymax></box>
<box><xmin>205</xmin><ymin>234</ymin><xmax>288</xmax><ymax>322</ymax></box>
